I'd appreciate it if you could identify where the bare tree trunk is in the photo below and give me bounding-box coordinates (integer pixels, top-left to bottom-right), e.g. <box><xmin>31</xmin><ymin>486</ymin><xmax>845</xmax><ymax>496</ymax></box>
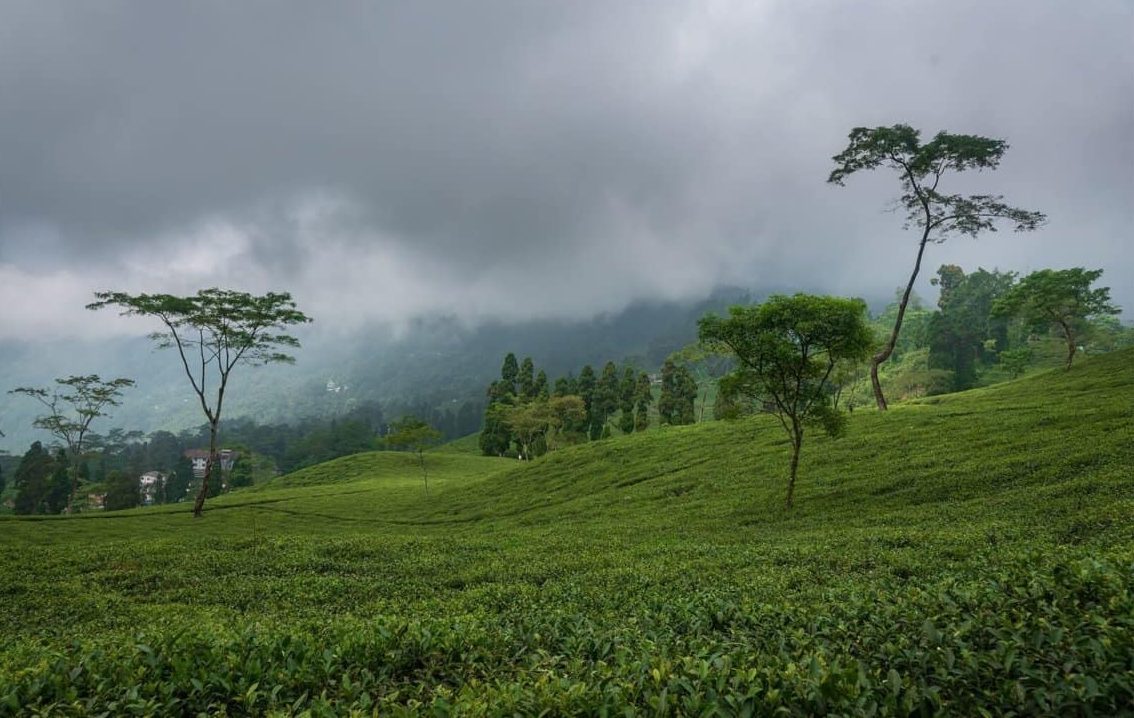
<box><xmin>418</xmin><ymin>451</ymin><xmax>429</xmax><ymax>494</ymax></box>
<box><xmin>67</xmin><ymin>456</ymin><xmax>80</xmax><ymax>514</ymax></box>
<box><xmin>871</xmin><ymin>234</ymin><xmax>932</xmax><ymax>410</ymax></box>
<box><xmin>1059</xmin><ymin>321</ymin><xmax>1076</xmax><ymax>370</ymax></box>
<box><xmin>786</xmin><ymin>428</ymin><xmax>803</xmax><ymax>510</ymax></box>
<box><xmin>192</xmin><ymin>421</ymin><xmax>219</xmax><ymax>517</ymax></box>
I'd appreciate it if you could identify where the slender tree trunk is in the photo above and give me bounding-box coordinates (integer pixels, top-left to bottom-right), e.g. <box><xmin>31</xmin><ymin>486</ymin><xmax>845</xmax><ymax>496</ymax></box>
<box><xmin>871</xmin><ymin>233</ymin><xmax>932</xmax><ymax>410</ymax></box>
<box><xmin>418</xmin><ymin>451</ymin><xmax>429</xmax><ymax>494</ymax></box>
<box><xmin>786</xmin><ymin>427</ymin><xmax>803</xmax><ymax>510</ymax></box>
<box><xmin>67</xmin><ymin>455</ymin><xmax>80</xmax><ymax>514</ymax></box>
<box><xmin>1059</xmin><ymin>321</ymin><xmax>1076</xmax><ymax>370</ymax></box>
<box><xmin>192</xmin><ymin>421</ymin><xmax>219</xmax><ymax>517</ymax></box>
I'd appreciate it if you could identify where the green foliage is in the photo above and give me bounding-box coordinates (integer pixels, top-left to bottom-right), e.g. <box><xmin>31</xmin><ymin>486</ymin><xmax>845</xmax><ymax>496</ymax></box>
<box><xmin>384</xmin><ymin>416</ymin><xmax>443</xmax><ymax>455</ymax></box>
<box><xmin>517</xmin><ymin>356</ymin><xmax>536</xmax><ymax>401</ymax></box>
<box><xmin>533</xmin><ymin>369</ymin><xmax>549</xmax><ymax>401</ymax></box>
<box><xmin>103</xmin><ymin>470</ymin><xmax>140</xmax><ymax>511</ymax></box>
<box><xmin>633</xmin><ymin>372</ymin><xmax>652</xmax><ymax>432</ymax></box>
<box><xmin>618</xmin><ymin>366</ymin><xmax>636</xmax><ymax>434</ymax></box>
<box><xmin>993</xmin><ymin>268</ymin><xmax>1120</xmax><ymax>370</ymax></box>
<box><xmin>998</xmin><ymin>347</ymin><xmax>1033</xmax><ymax>379</ymax></box>
<box><xmin>500</xmin><ymin>353</ymin><xmax>519</xmax><ymax>396</ymax></box>
<box><xmin>590</xmin><ymin>362</ymin><xmax>620</xmax><ymax>439</ymax></box>
<box><xmin>12</xmin><ymin>441</ymin><xmax>62</xmax><ymax>515</ymax></box>
<box><xmin>657</xmin><ymin>359</ymin><xmax>697</xmax><ymax>426</ymax></box>
<box><xmin>283</xmin><ymin>418</ymin><xmax>377</xmax><ymax>470</ymax></box>
<box><xmin>168</xmin><ymin>456</ymin><xmax>193</xmax><ymax>504</ymax></box>
<box><xmin>8</xmin><ymin>374</ymin><xmax>134</xmax><ymax>510</ymax></box>
<box><xmin>504</xmin><ymin>400</ymin><xmax>553</xmax><ymax>460</ymax></box>
<box><xmin>700</xmin><ymin>294</ymin><xmax>873</xmax><ymax>507</ymax></box>
<box><xmin>478</xmin><ymin>400</ymin><xmax>513</xmax><ymax>457</ymax></box>
<box><xmin>829</xmin><ymin>125</ymin><xmax>1046</xmax><ymax>238</ymax></box>
<box><xmin>384</xmin><ymin>416</ymin><xmax>444</xmax><ymax>492</ymax></box>
<box><xmin>227</xmin><ymin>457</ymin><xmax>254</xmax><ymax>490</ymax></box>
<box><xmin>927</xmin><ymin>266</ymin><xmax>1017</xmax><ymax>391</ymax></box>
<box><xmin>0</xmin><ymin>350</ymin><xmax>1133</xmax><ymax>713</ymax></box>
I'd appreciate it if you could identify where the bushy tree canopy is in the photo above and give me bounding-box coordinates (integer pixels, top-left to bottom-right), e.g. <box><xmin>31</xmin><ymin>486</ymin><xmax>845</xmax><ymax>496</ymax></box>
<box><xmin>700</xmin><ymin>294</ymin><xmax>873</xmax><ymax>508</ymax></box>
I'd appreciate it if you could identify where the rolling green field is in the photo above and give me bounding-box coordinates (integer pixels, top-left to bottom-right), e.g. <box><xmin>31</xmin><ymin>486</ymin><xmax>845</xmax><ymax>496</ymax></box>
<box><xmin>1</xmin><ymin>350</ymin><xmax>1132</xmax><ymax>715</ymax></box>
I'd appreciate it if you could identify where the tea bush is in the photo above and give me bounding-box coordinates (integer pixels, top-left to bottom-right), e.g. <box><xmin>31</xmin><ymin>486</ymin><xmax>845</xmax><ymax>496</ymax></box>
<box><xmin>1</xmin><ymin>350</ymin><xmax>1132</xmax><ymax>715</ymax></box>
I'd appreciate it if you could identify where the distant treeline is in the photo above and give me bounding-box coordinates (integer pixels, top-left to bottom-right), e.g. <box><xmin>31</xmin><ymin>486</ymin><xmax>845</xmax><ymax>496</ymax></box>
<box><xmin>0</xmin><ymin>397</ymin><xmax>483</xmax><ymax>514</ymax></box>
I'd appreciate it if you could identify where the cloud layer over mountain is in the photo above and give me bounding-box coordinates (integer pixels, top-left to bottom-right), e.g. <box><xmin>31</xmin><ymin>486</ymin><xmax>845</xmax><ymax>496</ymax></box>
<box><xmin>0</xmin><ymin>0</ymin><xmax>1130</xmax><ymax>339</ymax></box>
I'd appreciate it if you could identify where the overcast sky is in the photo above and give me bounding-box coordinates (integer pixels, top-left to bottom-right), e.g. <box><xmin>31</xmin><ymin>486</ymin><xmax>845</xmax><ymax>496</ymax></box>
<box><xmin>0</xmin><ymin>0</ymin><xmax>1130</xmax><ymax>341</ymax></box>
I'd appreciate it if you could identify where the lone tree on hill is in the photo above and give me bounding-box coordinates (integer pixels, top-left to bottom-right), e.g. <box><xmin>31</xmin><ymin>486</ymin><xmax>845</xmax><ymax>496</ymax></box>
<box><xmin>10</xmin><ymin>374</ymin><xmax>134</xmax><ymax>512</ymax></box>
<box><xmin>991</xmin><ymin>268</ymin><xmax>1119</xmax><ymax>370</ymax></box>
<box><xmin>88</xmin><ymin>288</ymin><xmax>311</xmax><ymax>517</ymax></box>
<box><xmin>699</xmin><ymin>294</ymin><xmax>873</xmax><ymax>509</ymax></box>
<box><xmin>828</xmin><ymin>124</ymin><xmax>1046</xmax><ymax>410</ymax></box>
<box><xmin>384</xmin><ymin>416</ymin><xmax>443</xmax><ymax>492</ymax></box>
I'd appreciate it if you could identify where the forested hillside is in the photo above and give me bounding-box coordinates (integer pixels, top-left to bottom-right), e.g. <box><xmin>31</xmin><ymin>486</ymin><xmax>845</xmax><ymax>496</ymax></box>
<box><xmin>0</xmin><ymin>290</ymin><xmax>753</xmax><ymax>451</ymax></box>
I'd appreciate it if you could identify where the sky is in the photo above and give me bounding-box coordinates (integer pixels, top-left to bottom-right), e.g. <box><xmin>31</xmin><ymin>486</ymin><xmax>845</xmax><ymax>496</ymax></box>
<box><xmin>0</xmin><ymin>0</ymin><xmax>1130</xmax><ymax>341</ymax></box>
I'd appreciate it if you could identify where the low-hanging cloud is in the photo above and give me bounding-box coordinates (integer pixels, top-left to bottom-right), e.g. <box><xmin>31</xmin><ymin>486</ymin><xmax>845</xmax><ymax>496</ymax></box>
<box><xmin>0</xmin><ymin>0</ymin><xmax>1130</xmax><ymax>341</ymax></box>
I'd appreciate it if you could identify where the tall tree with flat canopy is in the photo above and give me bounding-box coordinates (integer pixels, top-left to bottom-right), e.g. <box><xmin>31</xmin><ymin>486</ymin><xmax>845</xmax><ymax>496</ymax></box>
<box><xmin>991</xmin><ymin>268</ymin><xmax>1119</xmax><ymax>370</ymax></box>
<box><xmin>699</xmin><ymin>295</ymin><xmax>873</xmax><ymax>509</ymax></box>
<box><xmin>88</xmin><ymin>289</ymin><xmax>311</xmax><ymax>517</ymax></box>
<box><xmin>10</xmin><ymin>374</ymin><xmax>134</xmax><ymax>512</ymax></box>
<box><xmin>828</xmin><ymin>124</ymin><xmax>1045</xmax><ymax>409</ymax></box>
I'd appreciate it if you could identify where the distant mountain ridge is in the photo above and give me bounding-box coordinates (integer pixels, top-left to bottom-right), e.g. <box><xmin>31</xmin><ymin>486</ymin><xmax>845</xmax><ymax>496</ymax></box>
<box><xmin>0</xmin><ymin>287</ymin><xmax>779</xmax><ymax>451</ymax></box>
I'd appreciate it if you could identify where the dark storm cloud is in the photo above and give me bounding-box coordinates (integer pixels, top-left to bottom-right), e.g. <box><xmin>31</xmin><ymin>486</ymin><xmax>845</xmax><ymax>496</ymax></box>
<box><xmin>0</xmin><ymin>0</ymin><xmax>1130</xmax><ymax>337</ymax></box>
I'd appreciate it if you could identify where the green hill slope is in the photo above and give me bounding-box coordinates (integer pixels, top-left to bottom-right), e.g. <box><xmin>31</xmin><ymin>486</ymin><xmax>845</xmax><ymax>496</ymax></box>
<box><xmin>1</xmin><ymin>350</ymin><xmax>1132</xmax><ymax>715</ymax></box>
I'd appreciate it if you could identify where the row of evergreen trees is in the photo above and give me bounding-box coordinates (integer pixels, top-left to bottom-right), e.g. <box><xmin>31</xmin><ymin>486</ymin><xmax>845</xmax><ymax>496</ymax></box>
<box><xmin>478</xmin><ymin>353</ymin><xmax>699</xmax><ymax>458</ymax></box>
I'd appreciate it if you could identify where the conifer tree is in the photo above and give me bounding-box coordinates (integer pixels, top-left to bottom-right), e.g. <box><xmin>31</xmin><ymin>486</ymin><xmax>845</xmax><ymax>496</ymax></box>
<box><xmin>534</xmin><ymin>370</ymin><xmax>549</xmax><ymax>400</ymax></box>
<box><xmin>577</xmin><ymin>365</ymin><xmax>597</xmax><ymax>436</ymax></box>
<box><xmin>591</xmin><ymin>362</ymin><xmax>620</xmax><ymax>439</ymax></box>
<box><xmin>518</xmin><ymin>357</ymin><xmax>536</xmax><ymax>400</ymax></box>
<box><xmin>618</xmin><ymin>366</ymin><xmax>637</xmax><ymax>433</ymax></box>
<box><xmin>13</xmin><ymin>441</ymin><xmax>53</xmax><ymax>515</ymax></box>
<box><xmin>500</xmin><ymin>353</ymin><xmax>519</xmax><ymax>396</ymax></box>
<box><xmin>479</xmin><ymin>378</ymin><xmax>514</xmax><ymax>456</ymax></box>
<box><xmin>553</xmin><ymin>373</ymin><xmax>576</xmax><ymax>397</ymax></box>
<box><xmin>658</xmin><ymin>359</ymin><xmax>698</xmax><ymax>425</ymax></box>
<box><xmin>634</xmin><ymin>372</ymin><xmax>653</xmax><ymax>431</ymax></box>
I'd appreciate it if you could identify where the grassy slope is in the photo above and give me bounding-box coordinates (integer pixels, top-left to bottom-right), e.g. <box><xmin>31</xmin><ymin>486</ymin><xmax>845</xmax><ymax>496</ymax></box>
<box><xmin>1</xmin><ymin>350</ymin><xmax>1132</xmax><ymax>714</ymax></box>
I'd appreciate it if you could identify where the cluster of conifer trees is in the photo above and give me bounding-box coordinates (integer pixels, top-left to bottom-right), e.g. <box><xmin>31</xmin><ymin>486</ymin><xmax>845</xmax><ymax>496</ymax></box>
<box><xmin>479</xmin><ymin>353</ymin><xmax>699</xmax><ymax>458</ymax></box>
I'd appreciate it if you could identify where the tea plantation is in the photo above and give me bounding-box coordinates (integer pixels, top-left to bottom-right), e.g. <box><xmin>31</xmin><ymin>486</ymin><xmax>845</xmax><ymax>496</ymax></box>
<box><xmin>1</xmin><ymin>350</ymin><xmax>1132</xmax><ymax>715</ymax></box>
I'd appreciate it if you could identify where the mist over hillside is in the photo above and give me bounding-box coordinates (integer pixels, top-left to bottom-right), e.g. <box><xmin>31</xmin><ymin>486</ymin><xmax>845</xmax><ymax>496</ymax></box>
<box><xmin>0</xmin><ymin>286</ymin><xmax>788</xmax><ymax>451</ymax></box>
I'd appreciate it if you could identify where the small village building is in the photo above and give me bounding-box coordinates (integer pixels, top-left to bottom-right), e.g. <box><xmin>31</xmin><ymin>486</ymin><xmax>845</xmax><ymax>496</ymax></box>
<box><xmin>183</xmin><ymin>449</ymin><xmax>239</xmax><ymax>479</ymax></box>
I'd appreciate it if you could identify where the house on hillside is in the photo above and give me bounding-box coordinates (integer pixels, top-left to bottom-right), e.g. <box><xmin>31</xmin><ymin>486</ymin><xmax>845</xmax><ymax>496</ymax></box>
<box><xmin>86</xmin><ymin>493</ymin><xmax>106</xmax><ymax>510</ymax></box>
<box><xmin>183</xmin><ymin>449</ymin><xmax>239</xmax><ymax>479</ymax></box>
<box><xmin>139</xmin><ymin>471</ymin><xmax>166</xmax><ymax>505</ymax></box>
